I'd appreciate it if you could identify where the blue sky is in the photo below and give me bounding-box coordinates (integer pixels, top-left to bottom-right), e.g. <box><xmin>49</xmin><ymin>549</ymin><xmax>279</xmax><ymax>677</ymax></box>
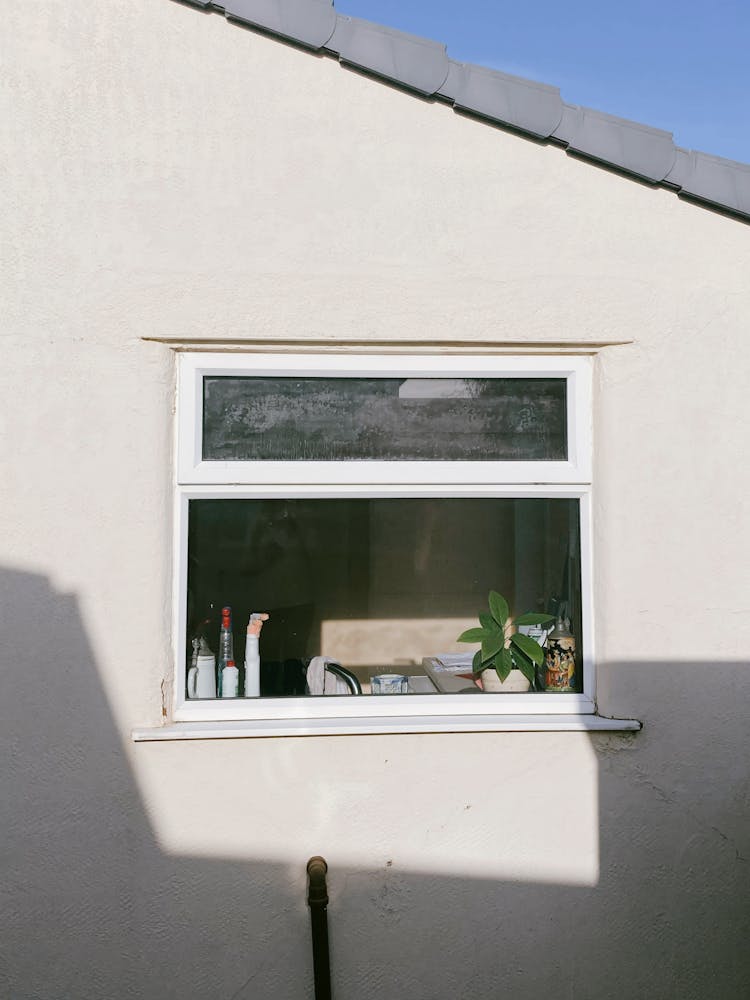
<box><xmin>336</xmin><ymin>1</ymin><xmax>750</xmax><ymax>164</ymax></box>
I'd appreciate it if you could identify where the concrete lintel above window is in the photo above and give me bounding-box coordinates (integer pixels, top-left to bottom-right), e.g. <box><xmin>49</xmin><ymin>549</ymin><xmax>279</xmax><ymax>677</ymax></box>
<box><xmin>142</xmin><ymin>335</ymin><xmax>635</xmax><ymax>352</ymax></box>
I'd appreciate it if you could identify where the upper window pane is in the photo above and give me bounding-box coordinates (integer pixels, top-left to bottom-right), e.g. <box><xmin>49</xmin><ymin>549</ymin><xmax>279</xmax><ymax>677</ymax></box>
<box><xmin>202</xmin><ymin>376</ymin><xmax>567</xmax><ymax>462</ymax></box>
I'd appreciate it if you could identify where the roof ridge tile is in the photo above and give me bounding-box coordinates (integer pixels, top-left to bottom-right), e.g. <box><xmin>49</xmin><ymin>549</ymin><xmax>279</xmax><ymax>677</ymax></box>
<box><xmin>172</xmin><ymin>0</ymin><xmax>750</xmax><ymax>221</ymax></box>
<box><xmin>327</xmin><ymin>15</ymin><xmax>449</xmax><ymax>95</ymax></box>
<box><xmin>442</xmin><ymin>61</ymin><xmax>563</xmax><ymax>138</ymax></box>
<box><xmin>554</xmin><ymin>104</ymin><xmax>676</xmax><ymax>182</ymax></box>
<box><xmin>667</xmin><ymin>148</ymin><xmax>750</xmax><ymax>216</ymax></box>
<box><xmin>224</xmin><ymin>0</ymin><xmax>338</xmax><ymax>49</ymax></box>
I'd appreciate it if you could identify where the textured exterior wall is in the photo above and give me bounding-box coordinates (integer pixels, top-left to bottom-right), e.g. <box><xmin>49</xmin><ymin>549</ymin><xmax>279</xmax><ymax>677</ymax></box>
<box><xmin>2</xmin><ymin>2</ymin><xmax>749</xmax><ymax>998</ymax></box>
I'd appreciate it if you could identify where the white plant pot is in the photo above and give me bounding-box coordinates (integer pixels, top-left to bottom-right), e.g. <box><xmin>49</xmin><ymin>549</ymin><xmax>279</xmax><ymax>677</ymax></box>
<box><xmin>481</xmin><ymin>668</ymin><xmax>531</xmax><ymax>693</ymax></box>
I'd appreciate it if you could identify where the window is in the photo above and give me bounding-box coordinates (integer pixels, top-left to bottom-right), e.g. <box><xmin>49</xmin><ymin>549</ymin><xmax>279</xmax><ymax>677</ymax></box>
<box><xmin>173</xmin><ymin>353</ymin><xmax>595</xmax><ymax>727</ymax></box>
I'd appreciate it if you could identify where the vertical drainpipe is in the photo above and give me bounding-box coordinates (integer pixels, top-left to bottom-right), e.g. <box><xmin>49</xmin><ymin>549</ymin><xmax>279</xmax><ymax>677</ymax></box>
<box><xmin>307</xmin><ymin>856</ymin><xmax>332</xmax><ymax>1000</ymax></box>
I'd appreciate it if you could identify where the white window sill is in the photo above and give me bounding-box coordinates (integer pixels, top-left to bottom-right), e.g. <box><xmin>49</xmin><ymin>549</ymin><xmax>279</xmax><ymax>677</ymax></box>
<box><xmin>132</xmin><ymin>714</ymin><xmax>642</xmax><ymax>741</ymax></box>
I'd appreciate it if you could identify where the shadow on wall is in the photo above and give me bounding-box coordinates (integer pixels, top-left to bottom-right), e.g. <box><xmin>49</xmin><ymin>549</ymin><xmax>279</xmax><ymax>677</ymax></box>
<box><xmin>1</xmin><ymin>565</ymin><xmax>749</xmax><ymax>999</ymax></box>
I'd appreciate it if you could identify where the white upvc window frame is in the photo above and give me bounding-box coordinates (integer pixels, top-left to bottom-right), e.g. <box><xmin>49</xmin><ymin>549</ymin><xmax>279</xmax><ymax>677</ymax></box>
<box><xmin>178</xmin><ymin>353</ymin><xmax>592</xmax><ymax>486</ymax></box>
<box><xmin>173</xmin><ymin>352</ymin><xmax>596</xmax><ymax>726</ymax></box>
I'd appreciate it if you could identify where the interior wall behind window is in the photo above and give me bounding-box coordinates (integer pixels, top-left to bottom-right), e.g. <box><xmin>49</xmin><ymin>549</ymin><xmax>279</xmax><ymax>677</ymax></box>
<box><xmin>187</xmin><ymin>498</ymin><xmax>581</xmax><ymax>680</ymax></box>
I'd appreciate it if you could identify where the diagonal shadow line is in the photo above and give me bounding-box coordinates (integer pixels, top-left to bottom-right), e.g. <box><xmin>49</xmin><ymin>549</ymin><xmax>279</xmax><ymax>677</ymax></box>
<box><xmin>1</xmin><ymin>565</ymin><xmax>748</xmax><ymax>999</ymax></box>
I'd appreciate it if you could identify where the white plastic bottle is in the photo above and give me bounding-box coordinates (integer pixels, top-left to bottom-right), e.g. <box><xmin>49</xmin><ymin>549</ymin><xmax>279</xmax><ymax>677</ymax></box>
<box><xmin>221</xmin><ymin>659</ymin><xmax>239</xmax><ymax>698</ymax></box>
<box><xmin>245</xmin><ymin>635</ymin><xmax>260</xmax><ymax>698</ymax></box>
<box><xmin>244</xmin><ymin>612</ymin><xmax>269</xmax><ymax>698</ymax></box>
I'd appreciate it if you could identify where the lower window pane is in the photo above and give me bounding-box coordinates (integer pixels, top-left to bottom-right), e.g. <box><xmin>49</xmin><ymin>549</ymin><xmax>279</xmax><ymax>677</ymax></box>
<box><xmin>186</xmin><ymin>498</ymin><xmax>583</xmax><ymax>697</ymax></box>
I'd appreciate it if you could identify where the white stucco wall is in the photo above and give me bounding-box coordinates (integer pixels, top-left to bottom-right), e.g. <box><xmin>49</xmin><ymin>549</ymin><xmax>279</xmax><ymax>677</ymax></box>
<box><xmin>3</xmin><ymin>2</ymin><xmax>749</xmax><ymax>998</ymax></box>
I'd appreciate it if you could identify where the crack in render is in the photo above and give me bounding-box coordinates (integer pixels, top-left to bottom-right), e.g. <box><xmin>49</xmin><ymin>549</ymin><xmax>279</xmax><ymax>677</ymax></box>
<box><xmin>710</xmin><ymin>825</ymin><xmax>747</xmax><ymax>862</ymax></box>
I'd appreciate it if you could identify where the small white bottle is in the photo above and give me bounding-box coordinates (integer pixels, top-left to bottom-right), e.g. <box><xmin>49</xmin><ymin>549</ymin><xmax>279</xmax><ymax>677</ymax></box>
<box><xmin>221</xmin><ymin>659</ymin><xmax>239</xmax><ymax>698</ymax></box>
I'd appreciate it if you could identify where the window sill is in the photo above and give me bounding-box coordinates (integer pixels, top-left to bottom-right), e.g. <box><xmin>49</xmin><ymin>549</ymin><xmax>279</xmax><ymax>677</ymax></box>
<box><xmin>132</xmin><ymin>714</ymin><xmax>641</xmax><ymax>741</ymax></box>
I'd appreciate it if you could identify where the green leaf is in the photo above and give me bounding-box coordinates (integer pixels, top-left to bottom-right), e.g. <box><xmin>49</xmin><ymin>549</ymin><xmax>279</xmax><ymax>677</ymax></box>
<box><xmin>495</xmin><ymin>648</ymin><xmax>513</xmax><ymax>682</ymax></box>
<box><xmin>510</xmin><ymin>632</ymin><xmax>545</xmax><ymax>667</ymax></box>
<box><xmin>488</xmin><ymin>591</ymin><xmax>509</xmax><ymax>628</ymax></box>
<box><xmin>457</xmin><ymin>627</ymin><xmax>491</xmax><ymax>644</ymax></box>
<box><xmin>514</xmin><ymin>612</ymin><xmax>556</xmax><ymax>627</ymax></box>
<box><xmin>478</xmin><ymin>611</ymin><xmax>495</xmax><ymax>631</ymax></box>
<box><xmin>472</xmin><ymin>649</ymin><xmax>484</xmax><ymax>674</ymax></box>
<box><xmin>481</xmin><ymin>631</ymin><xmax>505</xmax><ymax>662</ymax></box>
<box><xmin>513</xmin><ymin>654</ymin><xmax>536</xmax><ymax>686</ymax></box>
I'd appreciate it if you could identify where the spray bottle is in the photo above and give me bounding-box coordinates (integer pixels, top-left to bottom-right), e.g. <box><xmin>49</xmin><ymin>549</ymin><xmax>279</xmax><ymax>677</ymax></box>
<box><xmin>217</xmin><ymin>606</ymin><xmax>233</xmax><ymax>698</ymax></box>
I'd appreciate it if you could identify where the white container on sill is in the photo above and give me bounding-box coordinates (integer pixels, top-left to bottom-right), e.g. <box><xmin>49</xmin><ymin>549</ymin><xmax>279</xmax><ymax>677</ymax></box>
<box><xmin>221</xmin><ymin>660</ymin><xmax>239</xmax><ymax>698</ymax></box>
<box><xmin>187</xmin><ymin>654</ymin><xmax>217</xmax><ymax>699</ymax></box>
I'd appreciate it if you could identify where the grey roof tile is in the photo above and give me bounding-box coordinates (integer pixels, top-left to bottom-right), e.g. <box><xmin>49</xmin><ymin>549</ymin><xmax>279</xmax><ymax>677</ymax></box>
<box><xmin>171</xmin><ymin>1</ymin><xmax>750</xmax><ymax>222</ymax></box>
<box><xmin>554</xmin><ymin>105</ymin><xmax>676</xmax><ymax>182</ymax></box>
<box><xmin>666</xmin><ymin>148</ymin><xmax>750</xmax><ymax>217</ymax></box>
<box><xmin>435</xmin><ymin>59</ymin><xmax>464</xmax><ymax>101</ymax></box>
<box><xmin>224</xmin><ymin>0</ymin><xmax>336</xmax><ymax>50</ymax></box>
<box><xmin>327</xmin><ymin>16</ymin><xmax>449</xmax><ymax>95</ymax></box>
<box><xmin>442</xmin><ymin>62</ymin><xmax>564</xmax><ymax>138</ymax></box>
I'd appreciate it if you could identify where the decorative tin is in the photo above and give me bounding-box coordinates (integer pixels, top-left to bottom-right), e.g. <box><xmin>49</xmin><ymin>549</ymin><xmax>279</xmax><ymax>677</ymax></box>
<box><xmin>544</xmin><ymin>619</ymin><xmax>576</xmax><ymax>692</ymax></box>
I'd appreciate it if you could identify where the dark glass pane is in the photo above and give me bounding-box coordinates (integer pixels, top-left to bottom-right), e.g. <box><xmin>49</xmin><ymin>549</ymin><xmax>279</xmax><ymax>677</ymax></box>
<box><xmin>202</xmin><ymin>377</ymin><xmax>567</xmax><ymax>461</ymax></box>
<box><xmin>186</xmin><ymin>497</ymin><xmax>582</xmax><ymax>697</ymax></box>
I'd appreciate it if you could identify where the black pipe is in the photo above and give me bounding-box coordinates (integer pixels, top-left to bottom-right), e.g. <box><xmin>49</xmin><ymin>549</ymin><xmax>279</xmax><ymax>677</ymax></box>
<box><xmin>307</xmin><ymin>856</ymin><xmax>332</xmax><ymax>1000</ymax></box>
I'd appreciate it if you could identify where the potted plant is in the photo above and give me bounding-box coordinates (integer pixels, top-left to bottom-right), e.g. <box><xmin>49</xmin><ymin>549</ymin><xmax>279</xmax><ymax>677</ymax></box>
<box><xmin>457</xmin><ymin>591</ymin><xmax>555</xmax><ymax>692</ymax></box>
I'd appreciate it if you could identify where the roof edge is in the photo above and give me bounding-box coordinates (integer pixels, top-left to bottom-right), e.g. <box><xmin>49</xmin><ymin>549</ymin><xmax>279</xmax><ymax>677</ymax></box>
<box><xmin>174</xmin><ymin>0</ymin><xmax>750</xmax><ymax>221</ymax></box>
